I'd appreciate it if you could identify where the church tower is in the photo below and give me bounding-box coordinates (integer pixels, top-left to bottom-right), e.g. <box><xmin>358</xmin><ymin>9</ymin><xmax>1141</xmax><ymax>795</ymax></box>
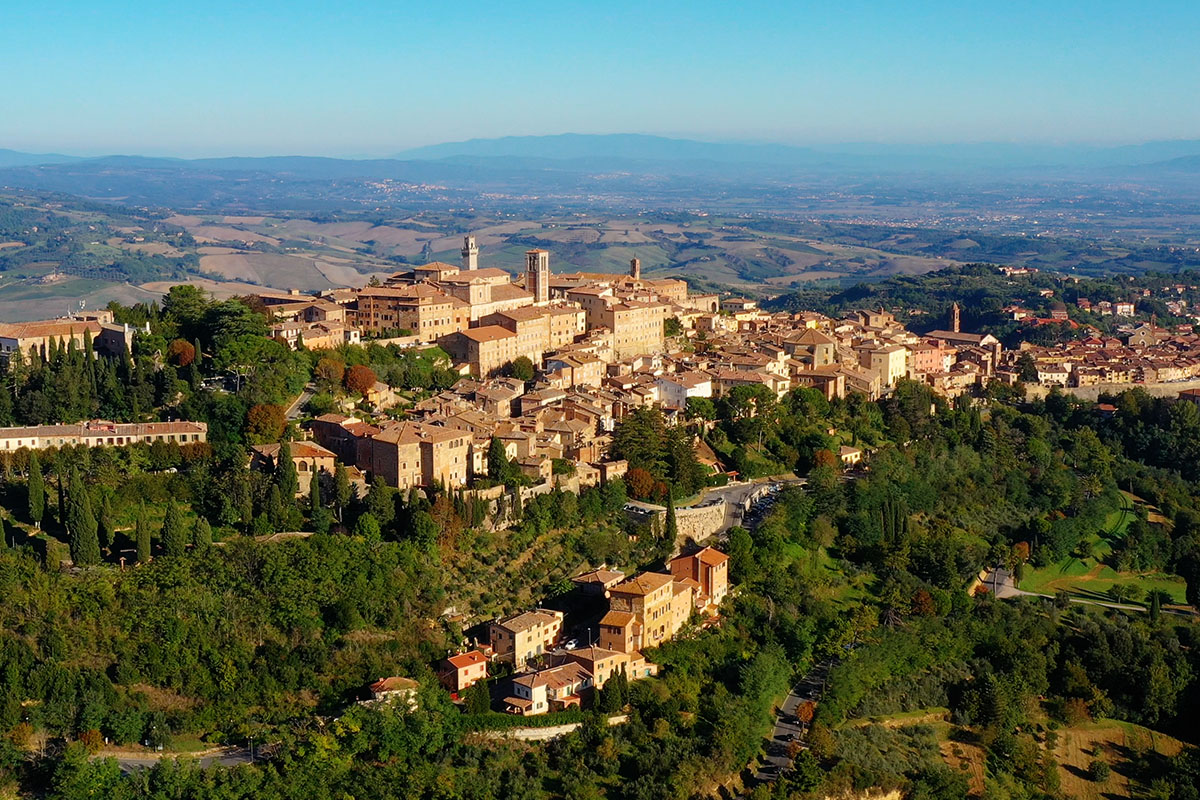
<box><xmin>526</xmin><ymin>249</ymin><xmax>550</xmax><ymax>304</ymax></box>
<box><xmin>630</xmin><ymin>257</ymin><xmax>641</xmax><ymax>281</ymax></box>
<box><xmin>461</xmin><ymin>235</ymin><xmax>479</xmax><ymax>271</ymax></box>
<box><xmin>951</xmin><ymin>302</ymin><xmax>961</xmax><ymax>333</ymax></box>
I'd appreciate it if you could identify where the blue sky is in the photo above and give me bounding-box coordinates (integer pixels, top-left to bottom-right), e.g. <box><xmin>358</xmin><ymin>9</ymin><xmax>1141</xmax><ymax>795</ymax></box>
<box><xmin>1</xmin><ymin>0</ymin><xmax>1197</xmax><ymax>156</ymax></box>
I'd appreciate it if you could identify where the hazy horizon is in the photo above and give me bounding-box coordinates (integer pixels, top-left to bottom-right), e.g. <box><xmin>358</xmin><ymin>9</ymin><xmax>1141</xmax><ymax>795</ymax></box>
<box><xmin>6</xmin><ymin>132</ymin><xmax>1200</xmax><ymax>163</ymax></box>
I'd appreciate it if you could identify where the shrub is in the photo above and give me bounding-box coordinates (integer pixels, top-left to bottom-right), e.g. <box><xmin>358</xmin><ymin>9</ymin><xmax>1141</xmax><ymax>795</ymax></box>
<box><xmin>1088</xmin><ymin>759</ymin><xmax>1111</xmax><ymax>782</ymax></box>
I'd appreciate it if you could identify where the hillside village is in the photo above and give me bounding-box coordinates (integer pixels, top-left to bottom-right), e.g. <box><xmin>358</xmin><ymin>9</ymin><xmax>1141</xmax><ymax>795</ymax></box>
<box><xmin>6</xmin><ymin>244</ymin><xmax>1200</xmax><ymax>717</ymax></box>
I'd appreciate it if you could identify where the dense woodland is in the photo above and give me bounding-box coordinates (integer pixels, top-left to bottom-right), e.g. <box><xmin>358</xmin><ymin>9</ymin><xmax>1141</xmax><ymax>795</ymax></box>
<box><xmin>0</xmin><ymin>284</ymin><xmax>1195</xmax><ymax>797</ymax></box>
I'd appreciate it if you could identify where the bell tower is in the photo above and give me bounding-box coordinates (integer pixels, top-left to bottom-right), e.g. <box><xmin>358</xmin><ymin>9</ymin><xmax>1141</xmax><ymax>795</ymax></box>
<box><xmin>461</xmin><ymin>235</ymin><xmax>479</xmax><ymax>271</ymax></box>
<box><xmin>526</xmin><ymin>249</ymin><xmax>550</xmax><ymax>304</ymax></box>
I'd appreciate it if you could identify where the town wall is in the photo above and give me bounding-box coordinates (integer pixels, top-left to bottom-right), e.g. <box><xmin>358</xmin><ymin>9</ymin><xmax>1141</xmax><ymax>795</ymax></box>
<box><xmin>1025</xmin><ymin>378</ymin><xmax>1200</xmax><ymax>403</ymax></box>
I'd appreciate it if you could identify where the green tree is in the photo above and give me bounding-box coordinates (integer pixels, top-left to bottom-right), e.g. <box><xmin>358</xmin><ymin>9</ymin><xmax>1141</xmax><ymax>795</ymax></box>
<box><xmin>96</xmin><ymin>494</ymin><xmax>114</xmax><ymax>552</ymax></box>
<box><xmin>160</xmin><ymin>498</ymin><xmax>187</xmax><ymax>557</ymax></box>
<box><xmin>411</xmin><ymin>510</ymin><xmax>439</xmax><ymax>548</ymax></box>
<box><xmin>685</xmin><ymin>396</ymin><xmax>715</xmax><ymax>421</ymax></box>
<box><xmin>192</xmin><ymin>517</ymin><xmax>213</xmax><ymax>550</ymax></box>
<box><xmin>27</xmin><ymin>451</ymin><xmax>44</xmax><ymax>529</ymax></box>
<box><xmin>274</xmin><ymin>441</ymin><xmax>299</xmax><ymax>499</ymax></box>
<box><xmin>65</xmin><ymin>469</ymin><xmax>100</xmax><ymax>566</ymax></box>
<box><xmin>365</xmin><ymin>476</ymin><xmax>395</xmax><ymax>528</ymax></box>
<box><xmin>353</xmin><ymin>512</ymin><xmax>381</xmax><ymax>540</ymax></box>
<box><xmin>1016</xmin><ymin>352</ymin><xmax>1039</xmax><ymax>382</ymax></box>
<box><xmin>664</xmin><ymin>493</ymin><xmax>679</xmax><ymax>542</ymax></box>
<box><xmin>135</xmin><ymin>504</ymin><xmax>151</xmax><ymax>564</ymax></box>
<box><xmin>508</xmin><ymin>356</ymin><xmax>535</xmax><ymax>382</ymax></box>
<box><xmin>463</xmin><ymin>680</ymin><xmax>491</xmax><ymax>714</ymax></box>
<box><xmin>487</xmin><ymin>437</ymin><xmax>514</xmax><ymax>484</ymax></box>
<box><xmin>310</xmin><ymin>469</ymin><xmax>332</xmax><ymax>535</ymax></box>
<box><xmin>333</xmin><ymin>461</ymin><xmax>353</xmax><ymax>523</ymax></box>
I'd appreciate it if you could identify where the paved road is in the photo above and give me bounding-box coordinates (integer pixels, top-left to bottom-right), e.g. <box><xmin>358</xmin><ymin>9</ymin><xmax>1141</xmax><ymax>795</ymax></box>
<box><xmin>97</xmin><ymin>746</ymin><xmax>257</xmax><ymax>773</ymax></box>
<box><xmin>703</xmin><ymin>477</ymin><xmax>805</xmax><ymax>539</ymax></box>
<box><xmin>285</xmin><ymin>383</ymin><xmax>315</xmax><ymax>420</ymax></box>
<box><xmin>752</xmin><ymin>660</ymin><xmax>831</xmax><ymax>784</ymax></box>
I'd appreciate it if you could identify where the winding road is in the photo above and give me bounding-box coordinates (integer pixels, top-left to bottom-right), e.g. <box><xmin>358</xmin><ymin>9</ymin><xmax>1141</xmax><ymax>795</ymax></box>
<box><xmin>96</xmin><ymin>745</ymin><xmax>258</xmax><ymax>773</ymax></box>
<box><xmin>751</xmin><ymin>660</ymin><xmax>832</xmax><ymax>785</ymax></box>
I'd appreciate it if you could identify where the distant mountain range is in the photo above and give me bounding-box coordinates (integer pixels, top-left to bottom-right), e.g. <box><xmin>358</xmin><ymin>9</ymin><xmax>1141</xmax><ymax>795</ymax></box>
<box><xmin>0</xmin><ymin>148</ymin><xmax>81</xmax><ymax>168</ymax></box>
<box><xmin>2</xmin><ymin>134</ymin><xmax>1199</xmax><ymax>214</ymax></box>
<box><xmin>394</xmin><ymin>133</ymin><xmax>1200</xmax><ymax>171</ymax></box>
<box><xmin>4</xmin><ymin>134</ymin><xmax>1200</xmax><ymax>177</ymax></box>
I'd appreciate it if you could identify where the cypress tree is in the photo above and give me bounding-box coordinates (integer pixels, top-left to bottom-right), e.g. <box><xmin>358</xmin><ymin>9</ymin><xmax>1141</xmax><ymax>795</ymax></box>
<box><xmin>160</xmin><ymin>498</ymin><xmax>187</xmax><ymax>557</ymax></box>
<box><xmin>275</xmin><ymin>442</ymin><xmax>299</xmax><ymax>499</ymax></box>
<box><xmin>266</xmin><ymin>485</ymin><xmax>284</xmax><ymax>532</ymax></box>
<box><xmin>310</xmin><ymin>470</ymin><xmax>331</xmax><ymax>535</ymax></box>
<box><xmin>333</xmin><ymin>462</ymin><xmax>352</xmax><ymax>523</ymax></box>
<box><xmin>55</xmin><ymin>463</ymin><xmax>66</xmax><ymax>527</ymax></box>
<box><xmin>664</xmin><ymin>493</ymin><xmax>679</xmax><ymax>542</ymax></box>
<box><xmin>1149</xmin><ymin>590</ymin><xmax>1162</xmax><ymax>622</ymax></box>
<box><xmin>27</xmin><ymin>452</ymin><xmax>44</xmax><ymax>529</ymax></box>
<box><xmin>487</xmin><ymin>437</ymin><xmax>509</xmax><ymax>483</ymax></box>
<box><xmin>136</xmin><ymin>503</ymin><xmax>151</xmax><ymax>563</ymax></box>
<box><xmin>192</xmin><ymin>517</ymin><xmax>213</xmax><ymax>550</ymax></box>
<box><xmin>309</xmin><ymin>467</ymin><xmax>322</xmax><ymax>511</ymax></box>
<box><xmin>97</xmin><ymin>494</ymin><xmax>114</xmax><ymax>552</ymax></box>
<box><xmin>66</xmin><ymin>469</ymin><xmax>100</xmax><ymax>566</ymax></box>
<box><xmin>229</xmin><ymin>466</ymin><xmax>253</xmax><ymax>528</ymax></box>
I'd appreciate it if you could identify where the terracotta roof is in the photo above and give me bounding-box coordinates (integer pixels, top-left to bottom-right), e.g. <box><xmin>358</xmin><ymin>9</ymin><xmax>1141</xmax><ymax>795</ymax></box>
<box><xmin>492</xmin><ymin>306</ymin><xmax>550</xmax><ymax>322</ymax></box>
<box><xmin>561</xmin><ymin>646</ymin><xmax>625</xmax><ymax>665</ymax></box>
<box><xmin>370</xmin><ymin>676</ymin><xmax>418</xmax><ymax>694</ymax></box>
<box><xmin>460</xmin><ymin>325</ymin><xmax>516</xmax><ymax>343</ymax></box>
<box><xmin>252</xmin><ymin>441</ymin><xmax>336</xmax><ymax>459</ymax></box>
<box><xmin>695</xmin><ymin>546</ymin><xmax>729</xmax><ymax>566</ymax></box>
<box><xmin>446</xmin><ymin>650</ymin><xmax>488</xmax><ymax>670</ymax></box>
<box><xmin>610</xmin><ymin>572</ymin><xmax>675</xmax><ymax>597</ymax></box>
<box><xmin>0</xmin><ymin>420</ymin><xmax>207</xmax><ymax>439</ymax></box>
<box><xmin>490</xmin><ymin>284</ymin><xmax>535</xmax><ymax>302</ymax></box>
<box><xmin>572</xmin><ymin>568</ymin><xmax>625</xmax><ymax>587</ymax></box>
<box><xmin>599</xmin><ymin>610</ymin><xmax>636</xmax><ymax>627</ymax></box>
<box><xmin>0</xmin><ymin>320</ymin><xmax>105</xmax><ymax>340</ymax></box>
<box><xmin>512</xmin><ymin>662</ymin><xmax>590</xmax><ymax>691</ymax></box>
<box><xmin>493</xmin><ymin>609</ymin><xmax>561</xmax><ymax>633</ymax></box>
<box><xmin>372</xmin><ymin>421</ymin><xmax>465</xmax><ymax>446</ymax></box>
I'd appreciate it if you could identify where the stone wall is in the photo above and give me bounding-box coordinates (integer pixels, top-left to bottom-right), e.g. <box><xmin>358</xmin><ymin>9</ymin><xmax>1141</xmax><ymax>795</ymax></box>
<box><xmin>1025</xmin><ymin>378</ymin><xmax>1200</xmax><ymax>403</ymax></box>
<box><xmin>625</xmin><ymin>499</ymin><xmax>727</xmax><ymax>551</ymax></box>
<box><xmin>674</xmin><ymin>502</ymin><xmax>727</xmax><ymax>543</ymax></box>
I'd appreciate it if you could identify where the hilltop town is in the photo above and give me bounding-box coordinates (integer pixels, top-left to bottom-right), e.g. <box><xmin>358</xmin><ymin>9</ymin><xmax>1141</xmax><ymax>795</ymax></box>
<box><xmin>0</xmin><ymin>242</ymin><xmax>1199</xmax><ymax>798</ymax></box>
